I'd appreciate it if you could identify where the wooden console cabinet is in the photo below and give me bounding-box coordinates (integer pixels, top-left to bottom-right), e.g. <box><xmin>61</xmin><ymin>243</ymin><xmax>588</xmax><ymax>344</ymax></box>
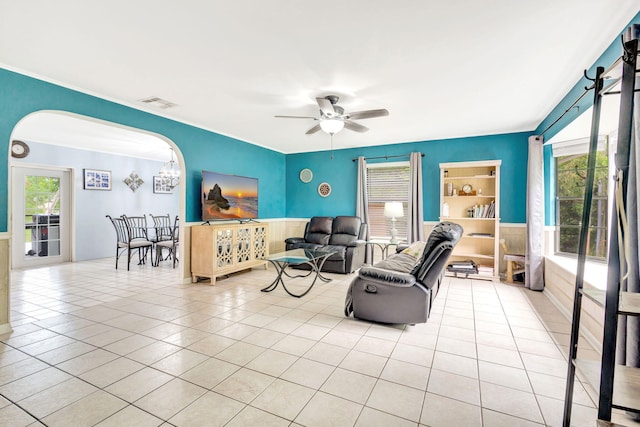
<box><xmin>191</xmin><ymin>222</ymin><xmax>269</xmax><ymax>284</ymax></box>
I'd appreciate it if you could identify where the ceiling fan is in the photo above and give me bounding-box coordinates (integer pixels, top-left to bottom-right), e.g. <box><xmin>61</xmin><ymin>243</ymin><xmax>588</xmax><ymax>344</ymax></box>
<box><xmin>275</xmin><ymin>95</ymin><xmax>389</xmax><ymax>135</ymax></box>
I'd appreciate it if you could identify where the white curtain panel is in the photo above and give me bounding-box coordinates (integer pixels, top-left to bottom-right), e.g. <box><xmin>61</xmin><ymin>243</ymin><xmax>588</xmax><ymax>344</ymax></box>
<box><xmin>356</xmin><ymin>156</ymin><xmax>371</xmax><ymax>263</ymax></box>
<box><xmin>526</xmin><ymin>135</ymin><xmax>545</xmax><ymax>290</ymax></box>
<box><xmin>408</xmin><ymin>152</ymin><xmax>425</xmax><ymax>243</ymax></box>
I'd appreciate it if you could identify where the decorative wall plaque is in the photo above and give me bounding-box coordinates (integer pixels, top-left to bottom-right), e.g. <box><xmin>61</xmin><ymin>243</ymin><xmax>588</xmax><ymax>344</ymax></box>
<box><xmin>317</xmin><ymin>182</ymin><xmax>331</xmax><ymax>197</ymax></box>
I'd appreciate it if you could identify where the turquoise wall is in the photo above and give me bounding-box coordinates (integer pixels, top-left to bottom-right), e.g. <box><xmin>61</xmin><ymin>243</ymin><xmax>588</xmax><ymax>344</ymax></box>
<box><xmin>0</xmin><ymin>68</ymin><xmax>286</xmax><ymax>231</ymax></box>
<box><xmin>544</xmin><ymin>145</ymin><xmax>555</xmax><ymax>227</ymax></box>
<box><xmin>286</xmin><ymin>132</ymin><xmax>531</xmax><ymax>223</ymax></box>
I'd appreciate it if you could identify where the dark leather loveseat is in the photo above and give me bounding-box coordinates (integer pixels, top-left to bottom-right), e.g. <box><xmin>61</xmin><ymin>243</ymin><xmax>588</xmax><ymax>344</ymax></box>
<box><xmin>285</xmin><ymin>216</ymin><xmax>367</xmax><ymax>274</ymax></box>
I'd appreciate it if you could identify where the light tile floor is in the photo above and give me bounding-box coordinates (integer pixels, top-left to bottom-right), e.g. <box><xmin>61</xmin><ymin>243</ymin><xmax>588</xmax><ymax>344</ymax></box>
<box><xmin>0</xmin><ymin>259</ymin><xmax>637</xmax><ymax>426</ymax></box>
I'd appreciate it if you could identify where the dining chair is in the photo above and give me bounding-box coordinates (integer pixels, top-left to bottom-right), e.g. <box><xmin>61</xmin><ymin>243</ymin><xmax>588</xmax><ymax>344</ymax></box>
<box><xmin>155</xmin><ymin>215</ymin><xmax>179</xmax><ymax>268</ymax></box>
<box><xmin>106</xmin><ymin>215</ymin><xmax>154</xmax><ymax>270</ymax></box>
<box><xmin>149</xmin><ymin>213</ymin><xmax>172</xmax><ymax>243</ymax></box>
<box><xmin>122</xmin><ymin>214</ymin><xmax>154</xmax><ymax>268</ymax></box>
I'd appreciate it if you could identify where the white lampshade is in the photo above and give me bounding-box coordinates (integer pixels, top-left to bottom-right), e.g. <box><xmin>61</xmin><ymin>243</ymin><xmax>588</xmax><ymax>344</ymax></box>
<box><xmin>384</xmin><ymin>201</ymin><xmax>404</xmax><ymax>218</ymax></box>
<box><xmin>319</xmin><ymin>118</ymin><xmax>344</xmax><ymax>134</ymax></box>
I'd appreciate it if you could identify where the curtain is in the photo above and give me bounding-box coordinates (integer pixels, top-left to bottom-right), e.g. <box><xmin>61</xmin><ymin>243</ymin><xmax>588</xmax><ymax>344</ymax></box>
<box><xmin>356</xmin><ymin>156</ymin><xmax>371</xmax><ymax>263</ymax></box>
<box><xmin>407</xmin><ymin>152</ymin><xmax>425</xmax><ymax>243</ymax></box>
<box><xmin>526</xmin><ymin>135</ymin><xmax>545</xmax><ymax>291</ymax></box>
<box><xmin>616</xmin><ymin>32</ymin><xmax>640</xmax><ymax>369</ymax></box>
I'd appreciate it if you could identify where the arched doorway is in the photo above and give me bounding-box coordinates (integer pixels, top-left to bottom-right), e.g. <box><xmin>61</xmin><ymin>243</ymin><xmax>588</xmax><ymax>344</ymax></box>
<box><xmin>9</xmin><ymin>111</ymin><xmax>186</xmax><ymax>273</ymax></box>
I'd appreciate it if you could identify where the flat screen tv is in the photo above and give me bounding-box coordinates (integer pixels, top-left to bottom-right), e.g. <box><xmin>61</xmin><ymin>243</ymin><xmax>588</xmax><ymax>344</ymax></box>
<box><xmin>201</xmin><ymin>170</ymin><xmax>258</xmax><ymax>221</ymax></box>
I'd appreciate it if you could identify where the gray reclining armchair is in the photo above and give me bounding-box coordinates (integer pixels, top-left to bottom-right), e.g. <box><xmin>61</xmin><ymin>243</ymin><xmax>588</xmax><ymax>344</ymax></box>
<box><xmin>344</xmin><ymin>222</ymin><xmax>463</xmax><ymax>324</ymax></box>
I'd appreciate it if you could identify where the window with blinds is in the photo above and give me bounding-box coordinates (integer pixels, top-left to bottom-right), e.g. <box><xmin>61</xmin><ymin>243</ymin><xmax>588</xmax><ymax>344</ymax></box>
<box><xmin>366</xmin><ymin>162</ymin><xmax>410</xmax><ymax>239</ymax></box>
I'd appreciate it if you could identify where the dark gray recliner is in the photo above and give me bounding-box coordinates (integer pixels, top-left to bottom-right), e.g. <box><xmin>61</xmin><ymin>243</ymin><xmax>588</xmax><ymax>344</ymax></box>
<box><xmin>285</xmin><ymin>216</ymin><xmax>367</xmax><ymax>274</ymax></box>
<box><xmin>344</xmin><ymin>222</ymin><xmax>463</xmax><ymax>324</ymax></box>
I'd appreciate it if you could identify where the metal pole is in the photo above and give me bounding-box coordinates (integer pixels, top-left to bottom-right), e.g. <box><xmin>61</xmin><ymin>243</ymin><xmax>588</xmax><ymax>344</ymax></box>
<box><xmin>563</xmin><ymin>65</ymin><xmax>605</xmax><ymax>427</ymax></box>
<box><xmin>598</xmin><ymin>36</ymin><xmax>638</xmax><ymax>423</ymax></box>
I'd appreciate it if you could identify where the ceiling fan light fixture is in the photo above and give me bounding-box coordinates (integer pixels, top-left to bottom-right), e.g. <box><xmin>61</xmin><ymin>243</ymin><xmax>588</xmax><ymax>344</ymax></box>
<box><xmin>276</xmin><ymin>95</ymin><xmax>387</xmax><ymax>136</ymax></box>
<box><xmin>320</xmin><ymin>118</ymin><xmax>344</xmax><ymax>134</ymax></box>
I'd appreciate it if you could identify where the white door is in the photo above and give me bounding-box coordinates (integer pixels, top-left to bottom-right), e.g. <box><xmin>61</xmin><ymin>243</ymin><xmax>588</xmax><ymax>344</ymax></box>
<box><xmin>11</xmin><ymin>167</ymin><xmax>71</xmax><ymax>268</ymax></box>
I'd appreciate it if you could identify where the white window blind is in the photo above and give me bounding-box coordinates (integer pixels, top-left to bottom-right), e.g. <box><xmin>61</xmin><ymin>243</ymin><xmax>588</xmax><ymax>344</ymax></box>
<box><xmin>366</xmin><ymin>162</ymin><xmax>410</xmax><ymax>239</ymax></box>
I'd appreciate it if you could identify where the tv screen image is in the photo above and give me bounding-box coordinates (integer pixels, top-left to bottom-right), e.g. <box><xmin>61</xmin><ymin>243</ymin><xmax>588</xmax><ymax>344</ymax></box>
<box><xmin>202</xmin><ymin>170</ymin><xmax>258</xmax><ymax>221</ymax></box>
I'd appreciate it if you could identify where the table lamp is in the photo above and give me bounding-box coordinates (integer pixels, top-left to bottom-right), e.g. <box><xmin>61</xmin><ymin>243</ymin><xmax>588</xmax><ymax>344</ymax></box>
<box><xmin>384</xmin><ymin>201</ymin><xmax>404</xmax><ymax>244</ymax></box>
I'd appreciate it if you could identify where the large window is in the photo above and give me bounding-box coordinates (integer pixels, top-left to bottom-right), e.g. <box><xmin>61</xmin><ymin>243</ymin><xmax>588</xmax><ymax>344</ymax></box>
<box><xmin>366</xmin><ymin>162</ymin><xmax>409</xmax><ymax>239</ymax></box>
<box><xmin>555</xmin><ymin>138</ymin><xmax>610</xmax><ymax>259</ymax></box>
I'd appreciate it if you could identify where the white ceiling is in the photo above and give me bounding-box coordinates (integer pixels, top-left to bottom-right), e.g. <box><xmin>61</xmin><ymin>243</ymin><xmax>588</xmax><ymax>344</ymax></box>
<box><xmin>2</xmin><ymin>1</ymin><xmax>638</xmax><ymax>155</ymax></box>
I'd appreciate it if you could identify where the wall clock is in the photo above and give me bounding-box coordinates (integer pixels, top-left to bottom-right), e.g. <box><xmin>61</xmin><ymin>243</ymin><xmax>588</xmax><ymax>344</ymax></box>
<box><xmin>299</xmin><ymin>168</ymin><xmax>313</xmax><ymax>183</ymax></box>
<box><xmin>11</xmin><ymin>140</ymin><xmax>30</xmax><ymax>158</ymax></box>
<box><xmin>318</xmin><ymin>182</ymin><xmax>331</xmax><ymax>197</ymax></box>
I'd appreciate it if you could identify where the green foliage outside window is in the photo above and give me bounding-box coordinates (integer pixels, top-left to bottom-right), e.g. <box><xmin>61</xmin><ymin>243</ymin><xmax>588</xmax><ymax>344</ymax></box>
<box><xmin>556</xmin><ymin>150</ymin><xmax>609</xmax><ymax>258</ymax></box>
<box><xmin>23</xmin><ymin>175</ymin><xmax>60</xmax><ymax>240</ymax></box>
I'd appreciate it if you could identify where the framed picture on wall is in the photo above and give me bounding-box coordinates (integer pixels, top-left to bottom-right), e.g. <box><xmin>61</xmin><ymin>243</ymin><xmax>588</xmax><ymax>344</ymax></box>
<box><xmin>83</xmin><ymin>168</ymin><xmax>111</xmax><ymax>190</ymax></box>
<box><xmin>153</xmin><ymin>176</ymin><xmax>172</xmax><ymax>194</ymax></box>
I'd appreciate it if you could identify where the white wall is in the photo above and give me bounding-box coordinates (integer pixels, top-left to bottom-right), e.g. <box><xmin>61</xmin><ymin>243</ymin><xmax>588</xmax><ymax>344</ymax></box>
<box><xmin>12</xmin><ymin>141</ymin><xmax>179</xmax><ymax>261</ymax></box>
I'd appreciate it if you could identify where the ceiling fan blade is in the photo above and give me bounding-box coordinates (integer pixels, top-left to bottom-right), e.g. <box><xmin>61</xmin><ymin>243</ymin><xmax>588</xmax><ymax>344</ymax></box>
<box><xmin>344</xmin><ymin>120</ymin><xmax>369</xmax><ymax>133</ymax></box>
<box><xmin>316</xmin><ymin>97</ymin><xmax>336</xmax><ymax>117</ymax></box>
<box><xmin>305</xmin><ymin>124</ymin><xmax>322</xmax><ymax>134</ymax></box>
<box><xmin>346</xmin><ymin>109</ymin><xmax>389</xmax><ymax>120</ymax></box>
<box><xmin>274</xmin><ymin>115</ymin><xmax>318</xmax><ymax>120</ymax></box>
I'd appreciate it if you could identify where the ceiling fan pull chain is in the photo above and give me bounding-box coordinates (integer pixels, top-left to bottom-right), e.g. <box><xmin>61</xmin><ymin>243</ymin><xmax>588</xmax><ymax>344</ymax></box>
<box><xmin>330</xmin><ymin>133</ymin><xmax>334</xmax><ymax>160</ymax></box>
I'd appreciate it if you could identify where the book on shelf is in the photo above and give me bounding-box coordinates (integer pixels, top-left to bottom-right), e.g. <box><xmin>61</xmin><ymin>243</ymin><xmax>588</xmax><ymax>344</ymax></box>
<box><xmin>470</xmin><ymin>201</ymin><xmax>495</xmax><ymax>218</ymax></box>
<box><xmin>448</xmin><ymin>260</ymin><xmax>478</xmax><ymax>269</ymax></box>
<box><xmin>449</xmin><ymin>264</ymin><xmax>476</xmax><ymax>270</ymax></box>
<box><xmin>447</xmin><ymin>260</ymin><xmax>479</xmax><ymax>274</ymax></box>
<box><xmin>485</xmin><ymin>200</ymin><xmax>495</xmax><ymax>218</ymax></box>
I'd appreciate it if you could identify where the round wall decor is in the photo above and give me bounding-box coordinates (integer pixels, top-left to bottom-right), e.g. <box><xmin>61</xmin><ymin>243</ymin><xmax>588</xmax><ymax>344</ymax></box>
<box><xmin>318</xmin><ymin>182</ymin><xmax>332</xmax><ymax>197</ymax></box>
<box><xmin>11</xmin><ymin>140</ymin><xmax>30</xmax><ymax>158</ymax></box>
<box><xmin>299</xmin><ymin>168</ymin><xmax>313</xmax><ymax>183</ymax></box>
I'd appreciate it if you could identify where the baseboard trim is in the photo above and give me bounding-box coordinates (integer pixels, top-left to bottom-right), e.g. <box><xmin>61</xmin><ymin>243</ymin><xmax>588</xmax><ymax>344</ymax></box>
<box><xmin>0</xmin><ymin>323</ymin><xmax>13</xmax><ymax>335</ymax></box>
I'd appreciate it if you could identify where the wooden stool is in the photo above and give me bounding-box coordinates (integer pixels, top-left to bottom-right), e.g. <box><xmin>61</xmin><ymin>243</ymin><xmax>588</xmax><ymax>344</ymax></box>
<box><xmin>500</xmin><ymin>239</ymin><xmax>525</xmax><ymax>283</ymax></box>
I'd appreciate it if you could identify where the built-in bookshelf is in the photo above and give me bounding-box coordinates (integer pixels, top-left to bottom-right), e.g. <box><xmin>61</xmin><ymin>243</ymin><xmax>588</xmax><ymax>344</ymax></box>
<box><xmin>439</xmin><ymin>160</ymin><xmax>501</xmax><ymax>279</ymax></box>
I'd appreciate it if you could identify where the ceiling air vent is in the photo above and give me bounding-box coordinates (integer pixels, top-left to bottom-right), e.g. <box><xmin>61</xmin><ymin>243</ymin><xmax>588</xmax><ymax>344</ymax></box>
<box><xmin>138</xmin><ymin>96</ymin><xmax>177</xmax><ymax>109</ymax></box>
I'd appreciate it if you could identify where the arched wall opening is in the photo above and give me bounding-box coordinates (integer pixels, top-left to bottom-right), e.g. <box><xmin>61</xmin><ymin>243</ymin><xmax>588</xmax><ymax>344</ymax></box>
<box><xmin>8</xmin><ymin>110</ymin><xmax>187</xmax><ymax>276</ymax></box>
